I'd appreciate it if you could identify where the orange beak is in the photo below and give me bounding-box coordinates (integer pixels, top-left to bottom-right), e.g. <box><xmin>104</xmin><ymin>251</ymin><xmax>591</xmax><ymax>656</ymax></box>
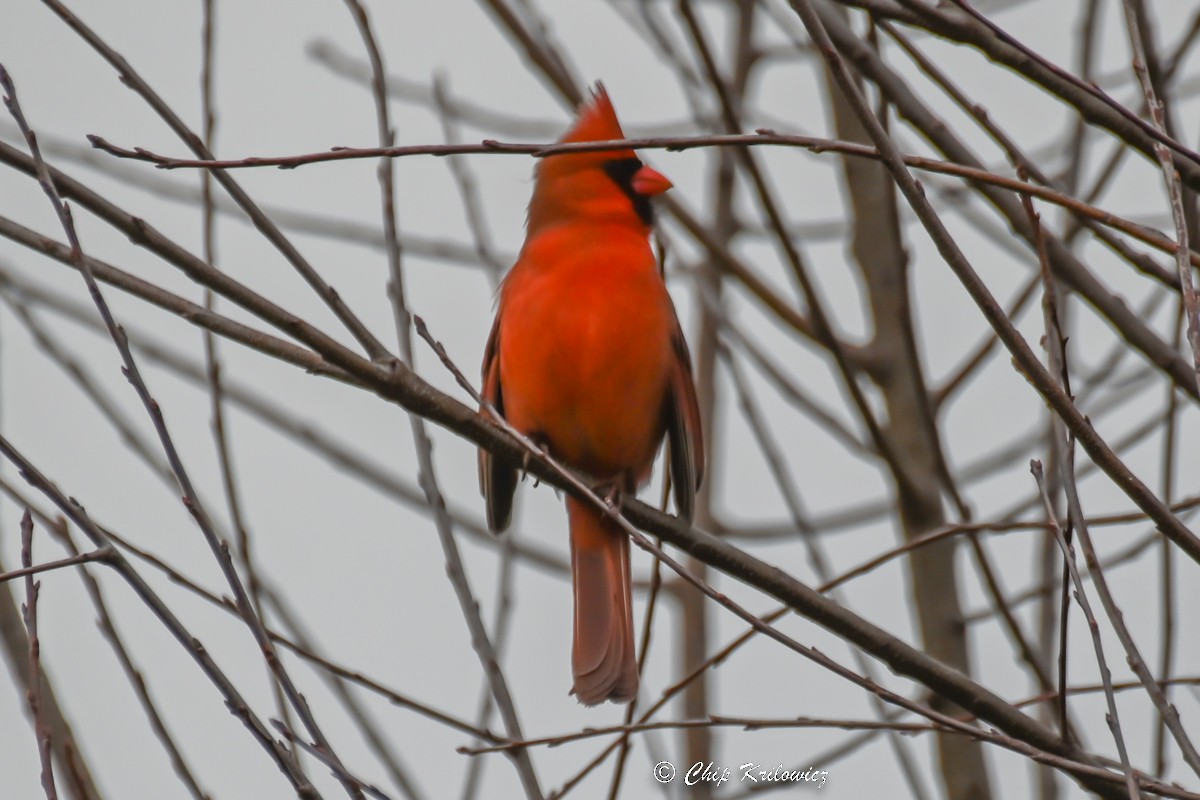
<box><xmin>630</xmin><ymin>164</ymin><xmax>673</xmax><ymax>196</ymax></box>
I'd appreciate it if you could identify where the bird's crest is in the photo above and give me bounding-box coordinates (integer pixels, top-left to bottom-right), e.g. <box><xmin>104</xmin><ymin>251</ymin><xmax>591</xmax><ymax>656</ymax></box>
<box><xmin>561</xmin><ymin>83</ymin><xmax>628</xmax><ymax>147</ymax></box>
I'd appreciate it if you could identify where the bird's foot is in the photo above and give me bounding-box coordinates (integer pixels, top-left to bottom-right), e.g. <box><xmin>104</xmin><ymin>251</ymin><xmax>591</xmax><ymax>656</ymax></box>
<box><xmin>521</xmin><ymin>434</ymin><xmax>551</xmax><ymax>487</ymax></box>
<box><xmin>599</xmin><ymin>483</ymin><xmax>624</xmax><ymax>512</ymax></box>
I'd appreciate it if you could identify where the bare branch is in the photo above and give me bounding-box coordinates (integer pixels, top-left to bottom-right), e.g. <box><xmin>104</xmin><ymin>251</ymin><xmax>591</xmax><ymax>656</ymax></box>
<box><xmin>20</xmin><ymin>510</ymin><xmax>58</xmax><ymax>800</ymax></box>
<box><xmin>1121</xmin><ymin>0</ymin><xmax>1200</xmax><ymax>392</ymax></box>
<box><xmin>1031</xmin><ymin>462</ymin><xmax>1138</xmax><ymax>800</ymax></box>
<box><xmin>0</xmin><ymin>548</ymin><xmax>114</xmax><ymax>584</ymax></box>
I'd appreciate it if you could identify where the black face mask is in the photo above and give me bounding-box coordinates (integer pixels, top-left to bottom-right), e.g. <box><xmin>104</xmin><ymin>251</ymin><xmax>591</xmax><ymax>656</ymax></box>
<box><xmin>602</xmin><ymin>157</ymin><xmax>654</xmax><ymax>225</ymax></box>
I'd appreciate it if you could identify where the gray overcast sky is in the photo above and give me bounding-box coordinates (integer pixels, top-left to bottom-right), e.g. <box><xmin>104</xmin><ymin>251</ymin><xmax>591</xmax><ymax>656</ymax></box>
<box><xmin>2</xmin><ymin>1</ymin><xmax>1198</xmax><ymax>798</ymax></box>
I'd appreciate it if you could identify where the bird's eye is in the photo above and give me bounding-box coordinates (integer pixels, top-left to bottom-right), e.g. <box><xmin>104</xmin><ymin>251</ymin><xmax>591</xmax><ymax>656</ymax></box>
<box><xmin>602</xmin><ymin>158</ymin><xmax>653</xmax><ymax>224</ymax></box>
<box><xmin>602</xmin><ymin>157</ymin><xmax>643</xmax><ymax>191</ymax></box>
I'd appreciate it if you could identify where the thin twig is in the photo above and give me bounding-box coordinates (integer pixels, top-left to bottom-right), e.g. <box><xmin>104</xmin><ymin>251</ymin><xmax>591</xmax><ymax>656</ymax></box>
<box><xmin>463</xmin><ymin>714</ymin><xmax>942</xmax><ymax>754</ymax></box>
<box><xmin>719</xmin><ymin>320</ymin><xmax>869</xmax><ymax>455</ymax></box>
<box><xmin>1155</xmin><ymin>296</ymin><xmax>1186</xmax><ymax>775</ymax></box>
<box><xmin>604</xmin><ymin>529</ymin><xmax>665</xmax><ymax>800</ymax></box>
<box><xmin>458</xmin><ymin>527</ymin><xmax>519</xmax><ymax>800</ymax></box>
<box><xmin>1030</xmin><ymin>462</ymin><xmax>1138</xmax><ymax>800</ymax></box>
<box><xmin>1120</xmin><ymin>0</ymin><xmax>1200</xmax><ymax>393</ymax></box>
<box><xmin>0</xmin><ymin>547</ymin><xmax>114</xmax><ymax>584</ymax></box>
<box><xmin>273</xmin><ymin>721</ymin><xmax>395</xmax><ymax>800</ymax></box>
<box><xmin>48</xmin><ymin>520</ymin><xmax>212</xmax><ymax>800</ymax></box>
<box><xmin>963</xmin><ymin>531</ymin><xmax>1164</xmax><ymax>626</ymax></box>
<box><xmin>196</xmin><ymin>1</ymin><xmax>291</xmax><ymax>765</ymax></box>
<box><xmin>0</xmin><ymin>543</ymin><xmax>101</xmax><ymax>800</ymax></box>
<box><xmin>307</xmin><ymin>41</ymin><xmax>565</xmax><ymax>138</ymax></box>
<box><xmin>84</xmin><ymin>130</ymin><xmax>1200</xmax><ymax>271</ymax></box>
<box><xmin>1019</xmin><ymin>187</ymin><xmax>1076</xmax><ymax>743</ymax></box>
<box><xmin>20</xmin><ymin>510</ymin><xmax>57</xmax><ymax>800</ymax></box>
<box><xmin>933</xmin><ymin>272</ymin><xmax>1041</xmax><ymax>408</ymax></box>
<box><xmin>1014</xmin><ymin>676</ymin><xmax>1200</xmax><ymax>713</ymax></box>
<box><xmin>430</xmin><ymin>74</ymin><xmax>506</xmax><ymax>288</ymax></box>
<box><xmin>1031</xmin><ymin>170</ymin><xmax>1200</xmax><ymax>778</ymax></box>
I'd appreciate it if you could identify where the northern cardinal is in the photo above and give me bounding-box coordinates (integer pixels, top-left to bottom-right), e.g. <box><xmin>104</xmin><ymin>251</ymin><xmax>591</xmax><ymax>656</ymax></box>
<box><xmin>479</xmin><ymin>85</ymin><xmax>704</xmax><ymax>705</ymax></box>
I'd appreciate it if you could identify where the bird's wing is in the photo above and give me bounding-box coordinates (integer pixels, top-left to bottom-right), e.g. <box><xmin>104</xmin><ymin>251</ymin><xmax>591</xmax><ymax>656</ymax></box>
<box><xmin>479</xmin><ymin>311</ymin><xmax>518</xmax><ymax>532</ymax></box>
<box><xmin>664</xmin><ymin>321</ymin><xmax>705</xmax><ymax>523</ymax></box>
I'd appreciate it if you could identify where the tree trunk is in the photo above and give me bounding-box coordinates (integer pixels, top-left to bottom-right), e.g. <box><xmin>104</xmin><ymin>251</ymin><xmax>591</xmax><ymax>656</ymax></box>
<box><xmin>821</xmin><ymin>18</ymin><xmax>995</xmax><ymax>798</ymax></box>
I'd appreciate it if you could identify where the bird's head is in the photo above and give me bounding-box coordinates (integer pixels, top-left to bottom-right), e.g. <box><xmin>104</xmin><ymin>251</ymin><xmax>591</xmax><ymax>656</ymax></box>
<box><xmin>527</xmin><ymin>84</ymin><xmax>672</xmax><ymax>233</ymax></box>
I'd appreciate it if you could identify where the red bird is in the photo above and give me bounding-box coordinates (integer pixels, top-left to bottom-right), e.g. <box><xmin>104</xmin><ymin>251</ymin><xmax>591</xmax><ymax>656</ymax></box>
<box><xmin>479</xmin><ymin>86</ymin><xmax>704</xmax><ymax>705</ymax></box>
